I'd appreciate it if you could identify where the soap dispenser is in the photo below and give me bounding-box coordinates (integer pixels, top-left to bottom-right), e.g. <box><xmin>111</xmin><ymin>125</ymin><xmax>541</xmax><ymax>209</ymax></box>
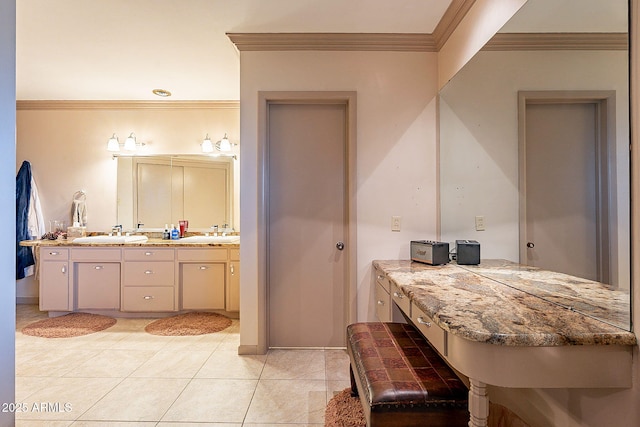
<box><xmin>170</xmin><ymin>224</ymin><xmax>179</xmax><ymax>240</ymax></box>
<box><xmin>163</xmin><ymin>224</ymin><xmax>170</xmax><ymax>240</ymax></box>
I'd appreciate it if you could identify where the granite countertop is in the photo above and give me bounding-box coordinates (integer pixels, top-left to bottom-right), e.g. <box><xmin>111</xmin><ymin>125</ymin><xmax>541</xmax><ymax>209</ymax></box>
<box><xmin>21</xmin><ymin>238</ymin><xmax>239</xmax><ymax>248</ymax></box>
<box><xmin>373</xmin><ymin>259</ymin><xmax>636</xmax><ymax>347</ymax></box>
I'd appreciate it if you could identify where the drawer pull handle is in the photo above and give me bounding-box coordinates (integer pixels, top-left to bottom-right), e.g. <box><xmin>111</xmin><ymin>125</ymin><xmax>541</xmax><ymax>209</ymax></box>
<box><xmin>94</xmin><ymin>266</ymin><xmax>103</xmax><ymax>270</ymax></box>
<box><xmin>393</xmin><ymin>291</ymin><xmax>404</xmax><ymax>299</ymax></box>
<box><xmin>145</xmin><ymin>252</ymin><xmax>153</xmax><ymax>256</ymax></box>
<box><xmin>377</xmin><ymin>275</ymin><xmax>384</xmax><ymax>280</ymax></box>
<box><xmin>49</xmin><ymin>251</ymin><xmax>59</xmax><ymax>256</ymax></box>
<box><xmin>144</xmin><ymin>270</ymin><xmax>153</xmax><ymax>274</ymax></box>
<box><xmin>143</xmin><ymin>295</ymin><xmax>154</xmax><ymax>300</ymax></box>
<box><xmin>417</xmin><ymin>317</ymin><xmax>432</xmax><ymax>327</ymax></box>
<box><xmin>377</xmin><ymin>300</ymin><xmax>385</xmax><ymax>306</ymax></box>
<box><xmin>199</xmin><ymin>266</ymin><xmax>208</xmax><ymax>270</ymax></box>
<box><xmin>61</xmin><ymin>266</ymin><xmax>67</xmax><ymax>274</ymax></box>
<box><xmin>230</xmin><ymin>265</ymin><xmax>235</xmax><ymax>275</ymax></box>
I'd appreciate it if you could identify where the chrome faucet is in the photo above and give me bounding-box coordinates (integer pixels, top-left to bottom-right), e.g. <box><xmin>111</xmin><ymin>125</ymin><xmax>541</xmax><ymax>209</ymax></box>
<box><xmin>111</xmin><ymin>225</ymin><xmax>123</xmax><ymax>236</ymax></box>
<box><xmin>136</xmin><ymin>222</ymin><xmax>144</xmax><ymax>231</ymax></box>
<box><xmin>211</xmin><ymin>225</ymin><xmax>219</xmax><ymax>236</ymax></box>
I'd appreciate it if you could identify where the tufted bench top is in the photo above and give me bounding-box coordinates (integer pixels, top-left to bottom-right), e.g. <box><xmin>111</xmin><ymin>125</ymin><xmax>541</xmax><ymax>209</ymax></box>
<box><xmin>347</xmin><ymin>322</ymin><xmax>468</xmax><ymax>413</ymax></box>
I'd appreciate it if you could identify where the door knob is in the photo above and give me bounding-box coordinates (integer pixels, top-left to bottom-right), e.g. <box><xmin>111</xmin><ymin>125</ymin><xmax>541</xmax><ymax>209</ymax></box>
<box><xmin>336</xmin><ymin>241</ymin><xmax>345</xmax><ymax>250</ymax></box>
<box><xmin>526</xmin><ymin>242</ymin><xmax>535</xmax><ymax>248</ymax></box>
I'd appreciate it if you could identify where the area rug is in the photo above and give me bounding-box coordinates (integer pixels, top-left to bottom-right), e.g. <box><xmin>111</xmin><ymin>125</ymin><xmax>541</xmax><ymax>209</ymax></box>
<box><xmin>144</xmin><ymin>311</ymin><xmax>232</xmax><ymax>336</ymax></box>
<box><xmin>325</xmin><ymin>388</ymin><xmax>365</xmax><ymax>427</ymax></box>
<box><xmin>21</xmin><ymin>312</ymin><xmax>117</xmax><ymax>338</ymax></box>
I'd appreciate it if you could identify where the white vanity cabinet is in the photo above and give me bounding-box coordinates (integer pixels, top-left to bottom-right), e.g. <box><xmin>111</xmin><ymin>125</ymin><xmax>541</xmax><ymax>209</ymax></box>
<box><xmin>178</xmin><ymin>248</ymin><xmax>226</xmax><ymax>310</ymax></box>
<box><xmin>122</xmin><ymin>248</ymin><xmax>176</xmax><ymax>312</ymax></box>
<box><xmin>227</xmin><ymin>248</ymin><xmax>240</xmax><ymax>312</ymax></box>
<box><xmin>37</xmin><ymin>243</ymin><xmax>240</xmax><ymax>315</ymax></box>
<box><xmin>72</xmin><ymin>248</ymin><xmax>121</xmax><ymax>310</ymax></box>
<box><xmin>39</xmin><ymin>247</ymin><xmax>70</xmax><ymax>311</ymax></box>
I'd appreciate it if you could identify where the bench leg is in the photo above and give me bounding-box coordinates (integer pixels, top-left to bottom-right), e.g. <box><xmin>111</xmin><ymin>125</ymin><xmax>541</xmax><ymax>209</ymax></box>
<box><xmin>349</xmin><ymin>365</ymin><xmax>359</xmax><ymax>397</ymax></box>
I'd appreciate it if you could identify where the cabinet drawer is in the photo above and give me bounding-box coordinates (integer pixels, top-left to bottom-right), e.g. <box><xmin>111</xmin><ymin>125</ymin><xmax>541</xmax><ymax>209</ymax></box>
<box><xmin>229</xmin><ymin>248</ymin><xmax>240</xmax><ymax>261</ymax></box>
<box><xmin>181</xmin><ymin>263</ymin><xmax>225</xmax><ymax>310</ymax></box>
<box><xmin>40</xmin><ymin>247</ymin><xmax>69</xmax><ymax>260</ymax></box>
<box><xmin>122</xmin><ymin>286</ymin><xmax>175</xmax><ymax>311</ymax></box>
<box><xmin>411</xmin><ymin>303</ymin><xmax>447</xmax><ymax>357</ymax></box>
<box><xmin>123</xmin><ymin>248</ymin><xmax>175</xmax><ymax>261</ymax></box>
<box><xmin>391</xmin><ymin>281</ymin><xmax>411</xmax><ymax>316</ymax></box>
<box><xmin>76</xmin><ymin>263</ymin><xmax>120</xmax><ymax>310</ymax></box>
<box><xmin>71</xmin><ymin>248</ymin><xmax>121</xmax><ymax>261</ymax></box>
<box><xmin>123</xmin><ymin>262</ymin><xmax>175</xmax><ymax>287</ymax></box>
<box><xmin>374</xmin><ymin>267</ymin><xmax>390</xmax><ymax>293</ymax></box>
<box><xmin>375</xmin><ymin>281</ymin><xmax>391</xmax><ymax>322</ymax></box>
<box><xmin>177</xmin><ymin>248</ymin><xmax>227</xmax><ymax>261</ymax></box>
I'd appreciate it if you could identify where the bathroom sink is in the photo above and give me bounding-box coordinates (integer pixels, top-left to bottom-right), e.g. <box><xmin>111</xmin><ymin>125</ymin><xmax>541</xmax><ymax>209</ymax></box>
<box><xmin>179</xmin><ymin>235</ymin><xmax>240</xmax><ymax>244</ymax></box>
<box><xmin>73</xmin><ymin>235</ymin><xmax>149</xmax><ymax>244</ymax></box>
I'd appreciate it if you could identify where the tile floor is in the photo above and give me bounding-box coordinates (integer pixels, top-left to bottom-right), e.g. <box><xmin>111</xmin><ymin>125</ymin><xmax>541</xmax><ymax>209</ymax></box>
<box><xmin>15</xmin><ymin>305</ymin><xmax>351</xmax><ymax>426</ymax></box>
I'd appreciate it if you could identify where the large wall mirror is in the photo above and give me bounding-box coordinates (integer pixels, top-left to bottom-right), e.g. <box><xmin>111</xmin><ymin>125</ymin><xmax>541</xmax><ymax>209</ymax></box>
<box><xmin>116</xmin><ymin>155</ymin><xmax>235</xmax><ymax>232</ymax></box>
<box><xmin>439</xmin><ymin>0</ymin><xmax>630</xmax><ymax>330</ymax></box>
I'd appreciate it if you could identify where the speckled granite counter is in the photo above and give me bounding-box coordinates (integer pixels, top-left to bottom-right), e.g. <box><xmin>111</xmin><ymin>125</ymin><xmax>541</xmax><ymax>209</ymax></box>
<box><xmin>373</xmin><ymin>259</ymin><xmax>635</xmax><ymax>347</ymax></box>
<box><xmin>373</xmin><ymin>259</ymin><xmax>636</xmax><ymax>427</ymax></box>
<box><xmin>21</xmin><ymin>238</ymin><xmax>239</xmax><ymax>248</ymax></box>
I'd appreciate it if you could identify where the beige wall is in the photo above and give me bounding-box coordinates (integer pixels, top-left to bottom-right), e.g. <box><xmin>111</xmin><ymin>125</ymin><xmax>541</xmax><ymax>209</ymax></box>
<box><xmin>238</xmin><ymin>50</ymin><xmax>440</xmax><ymax>350</ymax></box>
<box><xmin>16</xmin><ymin>103</ymin><xmax>239</xmax><ymax>299</ymax></box>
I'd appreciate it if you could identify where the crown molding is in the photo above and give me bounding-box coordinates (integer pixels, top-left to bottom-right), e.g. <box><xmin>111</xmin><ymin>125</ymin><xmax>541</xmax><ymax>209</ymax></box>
<box><xmin>483</xmin><ymin>33</ymin><xmax>628</xmax><ymax>51</ymax></box>
<box><xmin>432</xmin><ymin>0</ymin><xmax>477</xmax><ymax>49</ymax></box>
<box><xmin>16</xmin><ymin>100</ymin><xmax>240</xmax><ymax>110</ymax></box>
<box><xmin>226</xmin><ymin>32</ymin><xmax>437</xmax><ymax>52</ymax></box>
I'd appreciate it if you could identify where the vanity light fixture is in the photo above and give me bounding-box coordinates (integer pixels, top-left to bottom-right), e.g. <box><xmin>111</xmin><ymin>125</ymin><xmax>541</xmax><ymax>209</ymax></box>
<box><xmin>201</xmin><ymin>134</ymin><xmax>214</xmax><ymax>153</ymax></box>
<box><xmin>107</xmin><ymin>134</ymin><xmax>120</xmax><ymax>152</ymax></box>
<box><xmin>216</xmin><ymin>133</ymin><xmax>232</xmax><ymax>152</ymax></box>
<box><xmin>106</xmin><ymin>132</ymin><xmax>145</xmax><ymax>152</ymax></box>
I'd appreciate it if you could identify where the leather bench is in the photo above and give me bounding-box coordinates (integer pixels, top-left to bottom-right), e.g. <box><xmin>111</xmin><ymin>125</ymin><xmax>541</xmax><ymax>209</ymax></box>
<box><xmin>347</xmin><ymin>322</ymin><xmax>469</xmax><ymax>427</ymax></box>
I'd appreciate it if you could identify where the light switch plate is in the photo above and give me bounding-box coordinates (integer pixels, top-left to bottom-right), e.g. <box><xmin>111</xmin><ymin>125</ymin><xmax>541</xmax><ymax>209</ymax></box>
<box><xmin>475</xmin><ymin>215</ymin><xmax>485</xmax><ymax>231</ymax></box>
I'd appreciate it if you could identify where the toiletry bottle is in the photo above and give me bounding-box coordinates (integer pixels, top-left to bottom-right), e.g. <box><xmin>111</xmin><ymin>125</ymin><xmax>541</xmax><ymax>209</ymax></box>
<box><xmin>171</xmin><ymin>224</ymin><xmax>179</xmax><ymax>240</ymax></box>
<box><xmin>163</xmin><ymin>224</ymin><xmax>170</xmax><ymax>240</ymax></box>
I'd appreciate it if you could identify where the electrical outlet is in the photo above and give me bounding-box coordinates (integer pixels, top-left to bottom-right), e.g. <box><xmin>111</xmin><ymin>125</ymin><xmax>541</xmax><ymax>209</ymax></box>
<box><xmin>475</xmin><ymin>215</ymin><xmax>485</xmax><ymax>231</ymax></box>
<box><xmin>392</xmin><ymin>216</ymin><xmax>401</xmax><ymax>232</ymax></box>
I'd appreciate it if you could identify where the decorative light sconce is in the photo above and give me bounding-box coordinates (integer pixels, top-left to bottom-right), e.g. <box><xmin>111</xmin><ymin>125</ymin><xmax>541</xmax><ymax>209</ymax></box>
<box><xmin>201</xmin><ymin>133</ymin><xmax>237</xmax><ymax>159</ymax></box>
<box><xmin>107</xmin><ymin>132</ymin><xmax>145</xmax><ymax>152</ymax></box>
<box><xmin>201</xmin><ymin>134</ymin><xmax>214</xmax><ymax>153</ymax></box>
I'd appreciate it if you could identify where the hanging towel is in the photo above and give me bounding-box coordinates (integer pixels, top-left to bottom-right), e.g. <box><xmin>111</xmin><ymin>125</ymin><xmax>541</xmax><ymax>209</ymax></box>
<box><xmin>16</xmin><ymin>161</ymin><xmax>34</xmax><ymax>279</ymax></box>
<box><xmin>71</xmin><ymin>191</ymin><xmax>87</xmax><ymax>226</ymax></box>
<box><xmin>24</xmin><ymin>175</ymin><xmax>46</xmax><ymax>278</ymax></box>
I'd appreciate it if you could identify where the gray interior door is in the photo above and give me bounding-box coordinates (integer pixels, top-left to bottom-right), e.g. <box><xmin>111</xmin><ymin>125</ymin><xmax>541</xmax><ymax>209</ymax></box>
<box><xmin>267</xmin><ymin>102</ymin><xmax>347</xmax><ymax>348</ymax></box>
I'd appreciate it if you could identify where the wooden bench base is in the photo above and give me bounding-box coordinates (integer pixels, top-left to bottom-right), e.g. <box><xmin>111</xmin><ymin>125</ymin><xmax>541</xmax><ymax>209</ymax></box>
<box><xmin>347</xmin><ymin>322</ymin><xmax>469</xmax><ymax>427</ymax></box>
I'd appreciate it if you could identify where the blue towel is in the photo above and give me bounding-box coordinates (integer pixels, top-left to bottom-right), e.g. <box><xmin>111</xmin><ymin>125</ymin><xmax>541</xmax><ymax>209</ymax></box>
<box><xmin>16</xmin><ymin>160</ymin><xmax>35</xmax><ymax>280</ymax></box>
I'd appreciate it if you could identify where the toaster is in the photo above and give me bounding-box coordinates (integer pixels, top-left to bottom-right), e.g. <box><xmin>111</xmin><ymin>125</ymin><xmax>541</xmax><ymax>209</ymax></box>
<box><xmin>410</xmin><ymin>240</ymin><xmax>450</xmax><ymax>265</ymax></box>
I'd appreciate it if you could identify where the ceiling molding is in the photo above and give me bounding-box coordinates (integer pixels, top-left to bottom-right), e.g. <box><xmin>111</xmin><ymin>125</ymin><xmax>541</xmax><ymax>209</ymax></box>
<box><xmin>226</xmin><ymin>32</ymin><xmax>437</xmax><ymax>52</ymax></box>
<box><xmin>16</xmin><ymin>100</ymin><xmax>240</xmax><ymax>110</ymax></box>
<box><xmin>483</xmin><ymin>33</ymin><xmax>628</xmax><ymax>51</ymax></box>
<box><xmin>432</xmin><ymin>0</ymin><xmax>477</xmax><ymax>49</ymax></box>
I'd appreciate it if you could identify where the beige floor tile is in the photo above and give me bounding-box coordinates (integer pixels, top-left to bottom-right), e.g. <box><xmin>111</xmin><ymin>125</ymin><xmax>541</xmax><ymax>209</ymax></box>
<box><xmin>325</xmin><ymin>349</ymin><xmax>350</xmax><ymax>381</ymax></box>
<box><xmin>260</xmin><ymin>350</ymin><xmax>325</xmax><ymax>380</ymax></box>
<box><xmin>159</xmin><ymin>332</ymin><xmax>226</xmax><ymax>352</ymax></box>
<box><xmin>244</xmin><ymin>379</ymin><xmax>327</xmax><ymax>425</ymax></box>
<box><xmin>16</xmin><ymin>348</ymin><xmax>103</xmax><ymax>377</ymax></box>
<box><xmin>108</xmin><ymin>332</ymin><xmax>174</xmax><ymax>351</ymax></box>
<box><xmin>79</xmin><ymin>377</ymin><xmax>189</xmax><ymax>422</ymax></box>
<box><xmin>63</xmin><ymin>349</ymin><xmax>157</xmax><ymax>378</ymax></box>
<box><xmin>15</xmin><ymin>376</ymin><xmax>59</xmax><ymax>402</ymax></box>
<box><xmin>129</xmin><ymin>349</ymin><xmax>211</xmax><ymax>378</ymax></box>
<box><xmin>15</xmin><ymin>421</ymin><xmax>73</xmax><ymax>426</ymax></box>
<box><xmin>243</xmin><ymin>424</ymin><xmax>323</xmax><ymax>427</ymax></box>
<box><xmin>71</xmin><ymin>422</ymin><xmax>156</xmax><ymax>426</ymax></box>
<box><xmin>161</xmin><ymin>379</ymin><xmax>257</xmax><ymax>423</ymax></box>
<box><xmin>16</xmin><ymin>377</ymin><xmax>122</xmax><ymax>422</ymax></box>
<box><xmin>158</xmin><ymin>423</ymin><xmax>240</xmax><ymax>427</ymax></box>
<box><xmin>326</xmin><ymin>380</ymin><xmax>352</xmax><ymax>403</ymax></box>
<box><xmin>195</xmin><ymin>350</ymin><xmax>266</xmax><ymax>379</ymax></box>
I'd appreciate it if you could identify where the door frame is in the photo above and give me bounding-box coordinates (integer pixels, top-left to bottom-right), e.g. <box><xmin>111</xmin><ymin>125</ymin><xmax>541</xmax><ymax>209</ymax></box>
<box><xmin>518</xmin><ymin>90</ymin><xmax>617</xmax><ymax>285</ymax></box>
<box><xmin>257</xmin><ymin>91</ymin><xmax>357</xmax><ymax>353</ymax></box>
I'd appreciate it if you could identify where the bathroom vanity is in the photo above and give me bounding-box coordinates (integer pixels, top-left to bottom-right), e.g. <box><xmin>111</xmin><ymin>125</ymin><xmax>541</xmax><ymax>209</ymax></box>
<box><xmin>373</xmin><ymin>259</ymin><xmax>636</xmax><ymax>427</ymax></box>
<box><xmin>35</xmin><ymin>240</ymin><xmax>240</xmax><ymax>317</ymax></box>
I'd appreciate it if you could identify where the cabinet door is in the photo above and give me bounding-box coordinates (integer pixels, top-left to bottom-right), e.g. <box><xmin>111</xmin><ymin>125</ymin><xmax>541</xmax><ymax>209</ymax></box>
<box><xmin>375</xmin><ymin>281</ymin><xmax>391</xmax><ymax>322</ymax></box>
<box><xmin>40</xmin><ymin>261</ymin><xmax>70</xmax><ymax>311</ymax></box>
<box><xmin>181</xmin><ymin>263</ymin><xmax>225</xmax><ymax>310</ymax></box>
<box><xmin>226</xmin><ymin>261</ymin><xmax>240</xmax><ymax>312</ymax></box>
<box><xmin>76</xmin><ymin>263</ymin><xmax>121</xmax><ymax>310</ymax></box>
